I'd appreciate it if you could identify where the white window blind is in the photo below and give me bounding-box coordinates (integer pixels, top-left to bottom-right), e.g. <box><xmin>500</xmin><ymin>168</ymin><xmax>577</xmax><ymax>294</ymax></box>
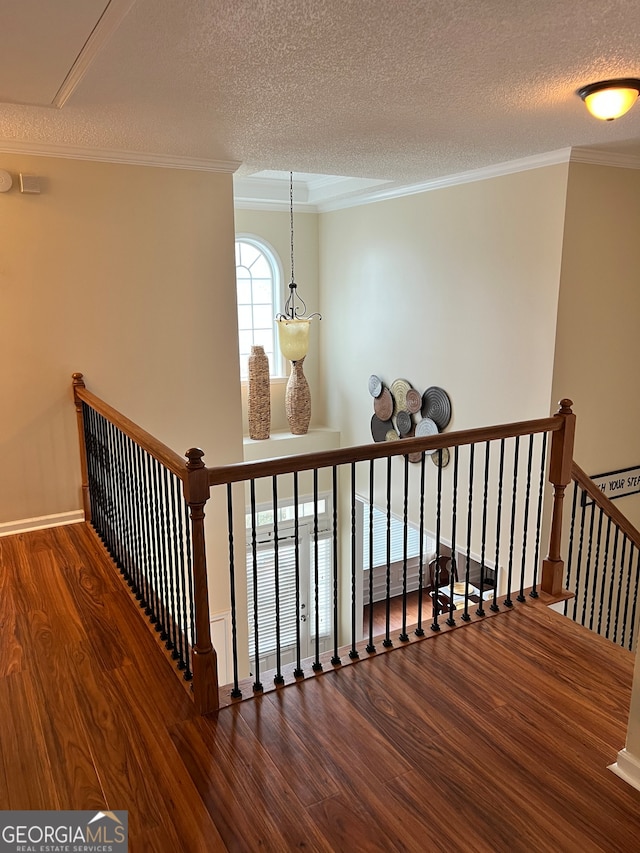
<box><xmin>360</xmin><ymin>501</ymin><xmax>433</xmax><ymax>570</ymax></box>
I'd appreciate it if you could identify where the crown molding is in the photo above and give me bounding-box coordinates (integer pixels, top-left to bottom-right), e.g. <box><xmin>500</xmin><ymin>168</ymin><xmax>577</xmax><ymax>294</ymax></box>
<box><xmin>316</xmin><ymin>149</ymin><xmax>573</xmax><ymax>212</ymax></box>
<box><xmin>569</xmin><ymin>146</ymin><xmax>640</xmax><ymax>169</ymax></box>
<box><xmin>53</xmin><ymin>0</ymin><xmax>139</xmax><ymax>108</ymax></box>
<box><xmin>0</xmin><ymin>138</ymin><xmax>241</xmax><ymax>172</ymax></box>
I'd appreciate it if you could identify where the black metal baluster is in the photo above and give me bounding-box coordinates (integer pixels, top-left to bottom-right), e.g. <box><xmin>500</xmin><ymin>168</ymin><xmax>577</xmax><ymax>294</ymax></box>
<box><xmin>107</xmin><ymin>420</ymin><xmax>125</xmax><ymax>577</ymax></box>
<box><xmin>505</xmin><ymin>436</ymin><xmax>519</xmax><ymax>608</ymax></box>
<box><xmin>139</xmin><ymin>446</ymin><xmax>154</xmax><ymax>615</ymax></box>
<box><xmin>350</xmin><ymin>463</ymin><xmax>360</xmax><ymax>658</ymax></box>
<box><xmin>399</xmin><ymin>455</ymin><xmax>410</xmax><ymax>641</ymax></box>
<box><xmin>621</xmin><ymin>543</ymin><xmax>635</xmax><ymax>650</ymax></box>
<box><xmin>435</xmin><ymin>447</ymin><xmax>446</xmax><ymax>626</ymax></box>
<box><xmin>124</xmin><ymin>436</ymin><xmax>141</xmax><ymax>592</ymax></box>
<box><xmin>331</xmin><ymin>466</ymin><xmax>341</xmax><ymax>665</ymax></box>
<box><xmin>605</xmin><ymin>528</ymin><xmax>620</xmax><ymax>640</ymax></box>
<box><xmin>415</xmin><ymin>452</ymin><xmax>426</xmax><ymax>636</ymax></box>
<box><xmin>293</xmin><ymin>473</ymin><xmax>303</xmax><ymax>678</ymax></box>
<box><xmin>490</xmin><ymin>439</ymin><xmax>505</xmax><ymax>613</ymax></box>
<box><xmin>312</xmin><ymin>469</ymin><xmax>323</xmax><ymax>672</ymax></box>
<box><xmin>383</xmin><ymin>456</ymin><xmax>393</xmax><ymax>647</ymax></box>
<box><xmin>477</xmin><ymin>441</ymin><xmax>490</xmax><ymax>617</ymax></box>
<box><xmin>627</xmin><ymin>550</ymin><xmax>640</xmax><ymax>651</ymax></box>
<box><xmin>182</xmin><ymin>487</ymin><xmax>195</xmax><ymax>681</ymax></box>
<box><xmin>580</xmin><ymin>501</ymin><xmax>596</xmax><ymax>628</ymax></box>
<box><xmin>272</xmin><ymin>476</ymin><xmax>284</xmax><ymax>685</ymax></box>
<box><xmin>589</xmin><ymin>508</ymin><xmax>604</xmax><ymax>632</ymax></box>
<box><xmin>563</xmin><ymin>480</ymin><xmax>579</xmax><ymax>617</ymax></box>
<box><xmin>159</xmin><ymin>466</ymin><xmax>175</xmax><ymax>644</ymax></box>
<box><xmin>249</xmin><ymin>479</ymin><xmax>262</xmax><ymax>692</ymax></box>
<box><xmin>167</xmin><ymin>471</ymin><xmax>182</xmax><ymax>651</ymax></box>
<box><xmin>158</xmin><ymin>459</ymin><xmax>173</xmax><ymax>637</ymax></box>
<box><xmin>571</xmin><ymin>489</ymin><xmax>587</xmax><ymax>622</ymax></box>
<box><xmin>153</xmin><ymin>458</ymin><xmax>168</xmax><ymax>633</ymax></box>
<box><xmin>613</xmin><ymin>534</ymin><xmax>628</xmax><ymax>645</ymax></box>
<box><xmin>120</xmin><ymin>433</ymin><xmax>137</xmax><ymax>593</ymax></box>
<box><xmin>460</xmin><ymin>444</ymin><xmax>475</xmax><ymax>623</ymax></box>
<box><xmin>366</xmin><ymin>460</ymin><xmax>377</xmax><ymax>651</ymax></box>
<box><xmin>169</xmin><ymin>459</ymin><xmax>187</xmax><ymax>669</ymax></box>
<box><xmin>517</xmin><ymin>434</ymin><xmax>534</xmax><ymax>603</ymax></box>
<box><xmin>446</xmin><ymin>447</ymin><xmax>460</xmax><ymax>627</ymax></box>
<box><xmin>148</xmin><ymin>456</ymin><xmax>163</xmax><ymax>628</ymax></box>
<box><xmin>111</xmin><ymin>425</ymin><xmax>129</xmax><ymax>583</ymax></box>
<box><xmin>597</xmin><ymin>517</ymin><xmax>612</xmax><ymax>635</ymax></box>
<box><xmin>133</xmin><ymin>442</ymin><xmax>149</xmax><ymax>608</ymax></box>
<box><xmin>530</xmin><ymin>432</ymin><xmax>548</xmax><ymax>599</ymax></box>
<box><xmin>226</xmin><ymin>482</ymin><xmax>242</xmax><ymax>698</ymax></box>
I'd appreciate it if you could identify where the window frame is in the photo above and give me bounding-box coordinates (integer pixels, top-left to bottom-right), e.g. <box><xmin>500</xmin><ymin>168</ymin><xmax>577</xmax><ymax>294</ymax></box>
<box><xmin>235</xmin><ymin>233</ymin><xmax>285</xmax><ymax>380</ymax></box>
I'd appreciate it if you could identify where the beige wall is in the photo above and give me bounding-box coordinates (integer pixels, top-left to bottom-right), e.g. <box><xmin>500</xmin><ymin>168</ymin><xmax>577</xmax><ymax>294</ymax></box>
<box><xmin>552</xmin><ymin>163</ymin><xmax>640</xmax><ymax>529</ymax></box>
<box><xmin>234</xmin><ymin>208</ymin><xmax>323</xmax><ymax>434</ymax></box>
<box><xmin>318</xmin><ymin>165</ymin><xmax>569</xmax><ymax>592</ymax></box>
<box><xmin>0</xmin><ymin>155</ymin><xmax>244</xmax><ymax>674</ymax></box>
<box><xmin>0</xmin><ymin>154</ymin><xmax>243</xmax><ymax>527</ymax></box>
<box><xmin>320</xmin><ymin>165</ymin><xmax>569</xmax><ymax>446</ymax></box>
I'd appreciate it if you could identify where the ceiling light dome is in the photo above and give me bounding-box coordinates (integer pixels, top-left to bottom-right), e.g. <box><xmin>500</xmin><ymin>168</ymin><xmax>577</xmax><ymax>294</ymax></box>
<box><xmin>577</xmin><ymin>78</ymin><xmax>640</xmax><ymax>121</ymax></box>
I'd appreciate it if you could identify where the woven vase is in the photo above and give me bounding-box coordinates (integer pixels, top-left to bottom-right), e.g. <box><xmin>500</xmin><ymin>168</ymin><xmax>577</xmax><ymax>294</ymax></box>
<box><xmin>248</xmin><ymin>345</ymin><xmax>270</xmax><ymax>440</ymax></box>
<box><xmin>286</xmin><ymin>357</ymin><xmax>311</xmax><ymax>435</ymax></box>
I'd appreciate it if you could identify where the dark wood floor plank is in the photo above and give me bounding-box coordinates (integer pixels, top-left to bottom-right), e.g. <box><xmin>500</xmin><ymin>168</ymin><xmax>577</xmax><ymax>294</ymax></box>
<box><xmin>0</xmin><ymin>672</ymin><xmax>59</xmax><ymax>810</ymax></box>
<box><xmin>109</xmin><ymin>663</ymin><xmax>225</xmax><ymax>853</ymax></box>
<box><xmin>0</xmin><ymin>538</ymin><xmax>24</xmax><ymax>677</ymax></box>
<box><xmin>15</xmin><ymin>608</ymin><xmax>107</xmax><ymax>810</ymax></box>
<box><xmin>237</xmin><ymin>691</ymin><xmax>339</xmax><ymax>806</ymax></box>
<box><xmin>3</xmin><ymin>524</ymin><xmax>640</xmax><ymax>853</ymax></box>
<box><xmin>170</xmin><ymin>715</ymin><xmax>300</xmax><ymax>853</ymax></box>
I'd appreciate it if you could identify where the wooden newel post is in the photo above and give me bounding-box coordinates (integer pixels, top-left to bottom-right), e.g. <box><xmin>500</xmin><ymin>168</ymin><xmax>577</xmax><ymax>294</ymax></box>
<box><xmin>541</xmin><ymin>399</ymin><xmax>576</xmax><ymax>596</ymax></box>
<box><xmin>72</xmin><ymin>372</ymin><xmax>92</xmax><ymax>522</ymax></box>
<box><xmin>185</xmin><ymin>448</ymin><xmax>219</xmax><ymax>714</ymax></box>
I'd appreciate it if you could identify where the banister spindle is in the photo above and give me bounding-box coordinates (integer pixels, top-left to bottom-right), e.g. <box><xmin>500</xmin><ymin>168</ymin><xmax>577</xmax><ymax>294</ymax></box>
<box><xmin>184</xmin><ymin>448</ymin><xmax>218</xmax><ymax>714</ymax></box>
<box><xmin>542</xmin><ymin>400</ymin><xmax>576</xmax><ymax>596</ymax></box>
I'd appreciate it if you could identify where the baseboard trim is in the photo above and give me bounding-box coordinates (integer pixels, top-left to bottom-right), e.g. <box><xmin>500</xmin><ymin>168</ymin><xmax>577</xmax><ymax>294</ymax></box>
<box><xmin>608</xmin><ymin>748</ymin><xmax>640</xmax><ymax>792</ymax></box>
<box><xmin>0</xmin><ymin>510</ymin><xmax>85</xmax><ymax>538</ymax></box>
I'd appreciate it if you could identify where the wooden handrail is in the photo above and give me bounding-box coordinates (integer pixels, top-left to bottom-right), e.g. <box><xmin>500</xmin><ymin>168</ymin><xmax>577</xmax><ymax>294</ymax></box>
<box><xmin>207</xmin><ymin>415</ymin><xmax>562</xmax><ymax>486</ymax></box>
<box><xmin>572</xmin><ymin>462</ymin><xmax>640</xmax><ymax>549</ymax></box>
<box><xmin>73</xmin><ymin>375</ymin><xmax>187</xmax><ymax>480</ymax></box>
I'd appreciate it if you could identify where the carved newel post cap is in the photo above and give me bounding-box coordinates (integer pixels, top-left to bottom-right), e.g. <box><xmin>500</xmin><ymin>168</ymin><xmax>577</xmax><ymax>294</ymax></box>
<box><xmin>558</xmin><ymin>399</ymin><xmax>574</xmax><ymax>414</ymax></box>
<box><xmin>72</xmin><ymin>372</ymin><xmax>85</xmax><ymax>387</ymax></box>
<box><xmin>186</xmin><ymin>447</ymin><xmax>206</xmax><ymax>469</ymax></box>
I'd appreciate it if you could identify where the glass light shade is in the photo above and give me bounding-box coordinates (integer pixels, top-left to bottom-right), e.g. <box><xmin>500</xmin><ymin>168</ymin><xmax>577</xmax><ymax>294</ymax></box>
<box><xmin>583</xmin><ymin>87</ymin><xmax>639</xmax><ymax>120</ymax></box>
<box><xmin>277</xmin><ymin>318</ymin><xmax>310</xmax><ymax>362</ymax></box>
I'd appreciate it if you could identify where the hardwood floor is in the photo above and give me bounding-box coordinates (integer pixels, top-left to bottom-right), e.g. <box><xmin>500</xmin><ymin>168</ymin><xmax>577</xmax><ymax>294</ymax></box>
<box><xmin>2</xmin><ymin>523</ymin><xmax>640</xmax><ymax>852</ymax></box>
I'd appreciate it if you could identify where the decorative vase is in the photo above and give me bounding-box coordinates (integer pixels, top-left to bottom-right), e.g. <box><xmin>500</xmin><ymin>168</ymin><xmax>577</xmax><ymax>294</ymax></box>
<box><xmin>248</xmin><ymin>345</ymin><xmax>270</xmax><ymax>440</ymax></box>
<box><xmin>285</xmin><ymin>357</ymin><xmax>311</xmax><ymax>435</ymax></box>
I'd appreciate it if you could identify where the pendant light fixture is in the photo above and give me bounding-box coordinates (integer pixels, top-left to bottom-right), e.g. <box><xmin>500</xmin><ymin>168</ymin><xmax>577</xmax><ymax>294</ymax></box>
<box><xmin>276</xmin><ymin>172</ymin><xmax>321</xmax><ymax>434</ymax></box>
<box><xmin>577</xmin><ymin>78</ymin><xmax>640</xmax><ymax>121</ymax></box>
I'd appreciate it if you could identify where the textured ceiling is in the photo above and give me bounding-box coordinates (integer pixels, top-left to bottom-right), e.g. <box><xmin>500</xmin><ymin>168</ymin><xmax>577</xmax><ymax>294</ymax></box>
<box><xmin>1</xmin><ymin>0</ymin><xmax>640</xmax><ymax>184</ymax></box>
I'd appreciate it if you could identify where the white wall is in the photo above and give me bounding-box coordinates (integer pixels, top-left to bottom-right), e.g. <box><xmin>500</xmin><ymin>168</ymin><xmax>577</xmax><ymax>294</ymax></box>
<box><xmin>552</xmin><ymin>162</ymin><xmax>640</xmax><ymax>530</ymax></box>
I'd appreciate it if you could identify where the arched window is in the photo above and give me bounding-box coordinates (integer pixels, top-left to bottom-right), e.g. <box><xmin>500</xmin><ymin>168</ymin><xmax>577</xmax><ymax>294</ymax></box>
<box><xmin>235</xmin><ymin>236</ymin><xmax>282</xmax><ymax>379</ymax></box>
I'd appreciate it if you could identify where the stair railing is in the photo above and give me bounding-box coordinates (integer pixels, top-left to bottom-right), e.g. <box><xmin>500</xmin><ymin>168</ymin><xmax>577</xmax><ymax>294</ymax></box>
<box><xmin>73</xmin><ymin>373</ymin><xmax>580</xmax><ymax>713</ymax></box>
<box><xmin>563</xmin><ymin>461</ymin><xmax>640</xmax><ymax>650</ymax></box>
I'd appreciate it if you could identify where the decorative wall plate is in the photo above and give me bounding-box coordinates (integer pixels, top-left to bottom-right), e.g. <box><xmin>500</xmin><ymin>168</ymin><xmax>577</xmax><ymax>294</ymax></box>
<box><xmin>405</xmin><ymin>388</ymin><xmax>421</xmax><ymax>414</ymax></box>
<box><xmin>390</xmin><ymin>379</ymin><xmax>411</xmax><ymax>414</ymax></box>
<box><xmin>396</xmin><ymin>410</ymin><xmax>412</xmax><ymax>436</ymax></box>
<box><xmin>431</xmin><ymin>447</ymin><xmax>451</xmax><ymax>468</ymax></box>
<box><xmin>371</xmin><ymin>415</ymin><xmax>394</xmax><ymax>442</ymax></box>
<box><xmin>422</xmin><ymin>386</ymin><xmax>452</xmax><ymax>430</ymax></box>
<box><xmin>368</xmin><ymin>374</ymin><xmax>383</xmax><ymax>398</ymax></box>
<box><xmin>415</xmin><ymin>416</ymin><xmax>439</xmax><ymax>454</ymax></box>
<box><xmin>374</xmin><ymin>387</ymin><xmax>394</xmax><ymax>421</ymax></box>
<box><xmin>385</xmin><ymin>429</ymin><xmax>399</xmax><ymax>441</ymax></box>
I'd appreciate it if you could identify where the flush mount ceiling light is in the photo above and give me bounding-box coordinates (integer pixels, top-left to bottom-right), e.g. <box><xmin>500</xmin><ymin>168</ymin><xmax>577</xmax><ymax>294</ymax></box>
<box><xmin>577</xmin><ymin>78</ymin><xmax>640</xmax><ymax>121</ymax></box>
